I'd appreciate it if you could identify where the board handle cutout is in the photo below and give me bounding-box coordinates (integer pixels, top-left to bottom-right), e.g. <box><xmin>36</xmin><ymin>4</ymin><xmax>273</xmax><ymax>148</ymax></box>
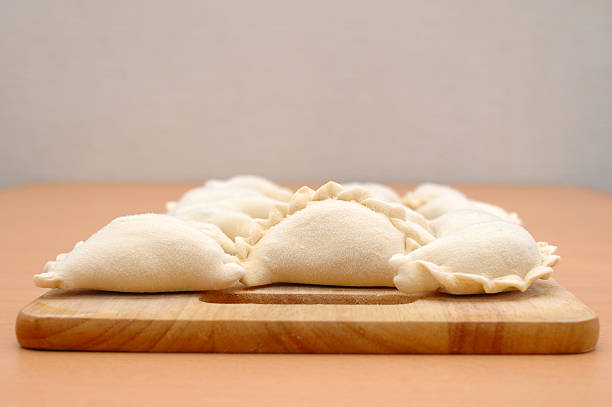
<box><xmin>200</xmin><ymin>284</ymin><xmax>424</xmax><ymax>305</ymax></box>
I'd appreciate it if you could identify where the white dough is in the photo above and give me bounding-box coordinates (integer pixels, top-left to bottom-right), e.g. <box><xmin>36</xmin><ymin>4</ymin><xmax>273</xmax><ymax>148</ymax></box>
<box><xmin>403</xmin><ymin>183</ymin><xmax>466</xmax><ymax>208</ymax></box>
<box><xmin>430</xmin><ymin>209</ymin><xmax>504</xmax><ymax>237</ymax></box>
<box><xmin>472</xmin><ymin>201</ymin><xmax>521</xmax><ymax>224</ymax></box>
<box><xmin>238</xmin><ymin>182</ymin><xmax>435</xmax><ymax>287</ymax></box>
<box><xmin>175</xmin><ymin>196</ymin><xmax>279</xmax><ymax>219</ymax></box>
<box><xmin>190</xmin><ymin>221</ymin><xmax>237</xmax><ymax>255</ymax></box>
<box><xmin>168</xmin><ymin>186</ymin><xmax>262</xmax><ymax>209</ymax></box>
<box><xmin>342</xmin><ymin>182</ymin><xmax>401</xmax><ymax>202</ymax></box>
<box><xmin>169</xmin><ymin>188</ymin><xmax>279</xmax><ymax>219</ymax></box>
<box><xmin>205</xmin><ymin>175</ymin><xmax>293</xmax><ymax>201</ymax></box>
<box><xmin>35</xmin><ymin>176</ymin><xmax>559</xmax><ymax>297</ymax></box>
<box><xmin>171</xmin><ymin>206</ymin><xmax>253</xmax><ymax>239</ymax></box>
<box><xmin>390</xmin><ymin>221</ymin><xmax>558</xmax><ymax>295</ymax></box>
<box><xmin>166</xmin><ymin>176</ymin><xmax>291</xmax><ymax>233</ymax></box>
<box><xmin>417</xmin><ymin>194</ymin><xmax>520</xmax><ymax>224</ymax></box>
<box><xmin>34</xmin><ymin>214</ymin><xmax>245</xmax><ymax>292</ymax></box>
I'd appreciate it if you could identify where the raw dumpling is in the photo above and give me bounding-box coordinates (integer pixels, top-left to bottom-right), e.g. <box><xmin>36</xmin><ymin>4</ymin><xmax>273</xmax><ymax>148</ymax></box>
<box><xmin>171</xmin><ymin>206</ymin><xmax>253</xmax><ymax>239</ymax></box>
<box><xmin>167</xmin><ymin>184</ymin><xmax>280</xmax><ymax>219</ymax></box>
<box><xmin>430</xmin><ymin>208</ymin><xmax>504</xmax><ymax>237</ymax></box>
<box><xmin>417</xmin><ymin>194</ymin><xmax>520</xmax><ymax>224</ymax></box>
<box><xmin>34</xmin><ymin>214</ymin><xmax>245</xmax><ymax>292</ymax></box>
<box><xmin>403</xmin><ymin>183</ymin><xmax>465</xmax><ymax>208</ymax></box>
<box><xmin>173</xmin><ymin>196</ymin><xmax>279</xmax><ymax>219</ymax></box>
<box><xmin>190</xmin><ymin>221</ymin><xmax>237</xmax><ymax>255</ymax></box>
<box><xmin>35</xmin><ymin>176</ymin><xmax>558</xmax><ymax>297</ymax></box>
<box><xmin>403</xmin><ymin>183</ymin><xmax>520</xmax><ymax>224</ymax></box>
<box><xmin>205</xmin><ymin>175</ymin><xmax>293</xmax><ymax>202</ymax></box>
<box><xmin>238</xmin><ymin>182</ymin><xmax>435</xmax><ymax>287</ymax></box>
<box><xmin>472</xmin><ymin>201</ymin><xmax>521</xmax><ymax>223</ymax></box>
<box><xmin>342</xmin><ymin>182</ymin><xmax>401</xmax><ymax>202</ymax></box>
<box><xmin>166</xmin><ymin>176</ymin><xmax>290</xmax><ymax>223</ymax></box>
<box><xmin>390</xmin><ymin>221</ymin><xmax>559</xmax><ymax>295</ymax></box>
<box><xmin>166</xmin><ymin>186</ymin><xmax>262</xmax><ymax>211</ymax></box>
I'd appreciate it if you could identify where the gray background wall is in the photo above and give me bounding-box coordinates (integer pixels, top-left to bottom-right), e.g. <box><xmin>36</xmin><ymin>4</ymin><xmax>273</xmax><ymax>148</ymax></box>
<box><xmin>1</xmin><ymin>1</ymin><xmax>611</xmax><ymax>191</ymax></box>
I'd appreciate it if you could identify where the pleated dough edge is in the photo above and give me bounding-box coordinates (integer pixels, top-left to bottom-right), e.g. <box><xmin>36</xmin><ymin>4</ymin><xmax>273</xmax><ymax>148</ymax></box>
<box><xmin>390</xmin><ymin>242</ymin><xmax>560</xmax><ymax>295</ymax></box>
<box><xmin>235</xmin><ymin>181</ymin><xmax>436</xmax><ymax>263</ymax></box>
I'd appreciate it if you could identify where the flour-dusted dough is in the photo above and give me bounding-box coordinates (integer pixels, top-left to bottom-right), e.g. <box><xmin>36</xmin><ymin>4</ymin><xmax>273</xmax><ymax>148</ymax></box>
<box><xmin>390</xmin><ymin>221</ymin><xmax>559</xmax><ymax>295</ymax></box>
<box><xmin>34</xmin><ymin>214</ymin><xmax>245</xmax><ymax>292</ymax></box>
<box><xmin>417</xmin><ymin>194</ymin><xmax>521</xmax><ymax>224</ymax></box>
<box><xmin>238</xmin><ymin>182</ymin><xmax>435</xmax><ymax>287</ymax></box>
<box><xmin>205</xmin><ymin>175</ymin><xmax>293</xmax><ymax>202</ymax></box>
<box><xmin>430</xmin><ymin>209</ymin><xmax>504</xmax><ymax>237</ymax></box>
<box><xmin>35</xmin><ymin>176</ymin><xmax>559</xmax><ymax>296</ymax></box>
<box><xmin>167</xmin><ymin>186</ymin><xmax>273</xmax><ymax>239</ymax></box>
<box><xmin>168</xmin><ymin>185</ymin><xmax>280</xmax><ymax>219</ymax></box>
<box><xmin>472</xmin><ymin>201</ymin><xmax>521</xmax><ymax>223</ymax></box>
<box><xmin>404</xmin><ymin>183</ymin><xmax>521</xmax><ymax>224</ymax></box>
<box><xmin>171</xmin><ymin>206</ymin><xmax>253</xmax><ymax>239</ymax></box>
<box><xmin>166</xmin><ymin>176</ymin><xmax>291</xmax><ymax>235</ymax></box>
<box><xmin>403</xmin><ymin>183</ymin><xmax>466</xmax><ymax>208</ymax></box>
<box><xmin>342</xmin><ymin>183</ymin><xmax>401</xmax><ymax>202</ymax></box>
<box><xmin>190</xmin><ymin>221</ymin><xmax>237</xmax><ymax>255</ymax></box>
<box><xmin>167</xmin><ymin>186</ymin><xmax>262</xmax><ymax>211</ymax></box>
<box><xmin>173</xmin><ymin>196</ymin><xmax>279</xmax><ymax>219</ymax></box>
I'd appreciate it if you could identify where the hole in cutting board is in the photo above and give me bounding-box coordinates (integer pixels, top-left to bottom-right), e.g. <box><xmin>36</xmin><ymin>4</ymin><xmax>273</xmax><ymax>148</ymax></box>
<box><xmin>200</xmin><ymin>284</ymin><xmax>422</xmax><ymax>305</ymax></box>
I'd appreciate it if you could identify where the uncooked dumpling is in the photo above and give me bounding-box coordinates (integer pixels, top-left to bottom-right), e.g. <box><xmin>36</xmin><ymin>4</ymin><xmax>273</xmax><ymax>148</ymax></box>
<box><xmin>390</xmin><ymin>221</ymin><xmax>558</xmax><ymax>295</ymax></box>
<box><xmin>167</xmin><ymin>176</ymin><xmax>290</xmax><ymax>225</ymax></box>
<box><xmin>171</xmin><ymin>206</ymin><xmax>253</xmax><ymax>239</ymax></box>
<box><xmin>34</xmin><ymin>176</ymin><xmax>559</xmax><ymax>297</ymax></box>
<box><xmin>205</xmin><ymin>175</ymin><xmax>293</xmax><ymax>201</ymax></box>
<box><xmin>404</xmin><ymin>183</ymin><xmax>520</xmax><ymax>224</ymax></box>
<box><xmin>472</xmin><ymin>201</ymin><xmax>521</xmax><ymax>223</ymax></box>
<box><xmin>190</xmin><ymin>221</ymin><xmax>237</xmax><ymax>255</ymax></box>
<box><xmin>430</xmin><ymin>208</ymin><xmax>504</xmax><ymax>237</ymax></box>
<box><xmin>168</xmin><ymin>184</ymin><xmax>280</xmax><ymax>219</ymax></box>
<box><xmin>342</xmin><ymin>183</ymin><xmax>401</xmax><ymax>202</ymax></box>
<box><xmin>417</xmin><ymin>194</ymin><xmax>520</xmax><ymax>224</ymax></box>
<box><xmin>34</xmin><ymin>214</ymin><xmax>245</xmax><ymax>292</ymax></box>
<box><xmin>403</xmin><ymin>183</ymin><xmax>465</xmax><ymax>208</ymax></box>
<box><xmin>167</xmin><ymin>185</ymin><xmax>262</xmax><ymax>211</ymax></box>
<box><xmin>238</xmin><ymin>182</ymin><xmax>435</xmax><ymax>287</ymax></box>
<box><xmin>173</xmin><ymin>196</ymin><xmax>279</xmax><ymax>219</ymax></box>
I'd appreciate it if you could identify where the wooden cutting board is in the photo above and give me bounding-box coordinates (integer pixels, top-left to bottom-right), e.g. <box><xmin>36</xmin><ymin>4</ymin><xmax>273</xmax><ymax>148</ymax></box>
<box><xmin>16</xmin><ymin>279</ymin><xmax>598</xmax><ymax>353</ymax></box>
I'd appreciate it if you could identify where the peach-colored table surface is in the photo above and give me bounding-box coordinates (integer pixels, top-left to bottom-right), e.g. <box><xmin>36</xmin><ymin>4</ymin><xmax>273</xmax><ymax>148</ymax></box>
<box><xmin>1</xmin><ymin>183</ymin><xmax>610</xmax><ymax>406</ymax></box>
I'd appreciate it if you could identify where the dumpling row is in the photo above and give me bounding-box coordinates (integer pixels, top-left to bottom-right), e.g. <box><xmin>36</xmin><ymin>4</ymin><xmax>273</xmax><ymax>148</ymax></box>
<box><xmin>34</xmin><ymin>175</ymin><xmax>293</xmax><ymax>292</ymax></box>
<box><xmin>167</xmin><ymin>175</ymin><xmax>294</xmax><ymax>239</ymax></box>
<box><xmin>234</xmin><ymin>182</ymin><xmax>557</xmax><ymax>294</ymax></box>
<box><xmin>404</xmin><ymin>183</ymin><xmax>521</xmax><ymax>223</ymax></box>
<box><xmin>236</xmin><ymin>181</ymin><xmax>434</xmax><ymax>287</ymax></box>
<box><xmin>34</xmin><ymin>177</ymin><xmax>558</xmax><ymax>295</ymax></box>
<box><xmin>34</xmin><ymin>214</ymin><xmax>245</xmax><ymax>292</ymax></box>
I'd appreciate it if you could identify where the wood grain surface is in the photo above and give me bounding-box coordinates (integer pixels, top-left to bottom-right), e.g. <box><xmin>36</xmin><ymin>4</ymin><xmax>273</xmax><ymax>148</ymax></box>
<box><xmin>16</xmin><ymin>280</ymin><xmax>598</xmax><ymax>354</ymax></box>
<box><xmin>2</xmin><ymin>183</ymin><xmax>611</xmax><ymax>406</ymax></box>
